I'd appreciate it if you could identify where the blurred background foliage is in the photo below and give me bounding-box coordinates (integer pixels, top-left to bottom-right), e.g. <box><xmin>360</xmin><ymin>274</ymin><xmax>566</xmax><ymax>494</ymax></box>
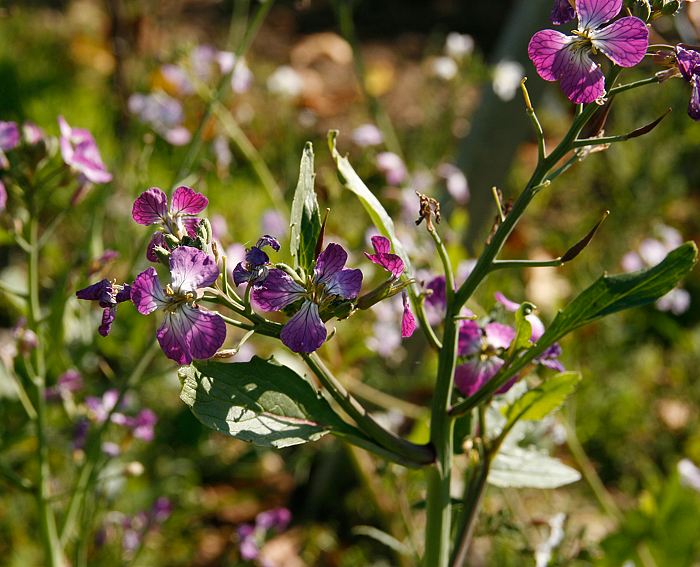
<box><xmin>1</xmin><ymin>0</ymin><xmax>699</xmax><ymax>565</ymax></box>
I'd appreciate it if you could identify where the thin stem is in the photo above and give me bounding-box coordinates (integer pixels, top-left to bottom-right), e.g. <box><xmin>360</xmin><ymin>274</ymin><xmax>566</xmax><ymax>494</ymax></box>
<box><xmin>303</xmin><ymin>353</ymin><xmax>434</xmax><ymax>466</ymax></box>
<box><xmin>607</xmin><ymin>75</ymin><xmax>660</xmax><ymax>96</ymax></box>
<box><xmin>489</xmin><ymin>258</ymin><xmax>563</xmax><ymax>271</ymax></box>
<box><xmin>520</xmin><ymin>78</ymin><xmax>546</xmax><ymax>163</ymax></box>
<box><xmin>414</xmin><ymin>295</ymin><xmax>443</xmax><ymax>350</ymax></box>
<box><xmin>428</xmin><ymin>226</ymin><xmax>455</xmax><ymax>304</ymax></box>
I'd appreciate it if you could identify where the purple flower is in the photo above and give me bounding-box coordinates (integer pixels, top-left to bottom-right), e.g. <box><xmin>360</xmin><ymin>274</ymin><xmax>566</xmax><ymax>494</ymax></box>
<box><xmin>58</xmin><ymin>116</ymin><xmax>112</xmax><ymax>184</ymax></box>
<box><xmin>76</xmin><ymin>279</ymin><xmax>132</xmax><ymax>336</ymax></box>
<box><xmin>23</xmin><ymin>122</ymin><xmax>44</xmax><ymax>145</ymax></box>
<box><xmin>232</xmin><ymin>235</ymin><xmax>281</xmax><ymax>286</ymax></box>
<box><xmin>237</xmin><ymin>508</ymin><xmax>291</xmax><ymax>563</ymax></box>
<box><xmin>401</xmin><ymin>291</ymin><xmax>416</xmax><ymax>338</ymax></box>
<box><xmin>528</xmin><ymin>0</ymin><xmax>648</xmax><ymax>103</ymax></box>
<box><xmin>132</xmin><ymin>186</ymin><xmax>208</xmax><ymax>242</ymax></box>
<box><xmin>0</xmin><ymin>121</ymin><xmax>19</xmax><ymax>169</ymax></box>
<box><xmin>364</xmin><ymin>235</ymin><xmax>404</xmax><ymax>278</ymax></box>
<box><xmin>551</xmin><ymin>0</ymin><xmax>576</xmax><ymax>25</ymax></box>
<box><xmin>46</xmin><ymin>369</ymin><xmax>83</xmax><ymax>400</ymax></box>
<box><xmin>376</xmin><ymin>152</ymin><xmax>407</xmax><ymax>185</ymax></box>
<box><xmin>128</xmin><ymin>92</ymin><xmax>191</xmax><ymax>145</ymax></box>
<box><xmin>675</xmin><ymin>46</ymin><xmax>700</xmax><ymax>120</ymax></box>
<box><xmin>129</xmin><ymin>409</ymin><xmax>158</xmax><ymax>441</ymax></box>
<box><xmin>0</xmin><ymin>180</ymin><xmax>6</xmax><ymax>212</ymax></box>
<box><xmin>151</xmin><ymin>497</ymin><xmax>173</xmax><ymax>523</ymax></box>
<box><xmin>495</xmin><ymin>292</ymin><xmax>545</xmax><ymax>341</ymax></box>
<box><xmin>252</xmin><ymin>243</ymin><xmax>362</xmax><ymax>353</ymax></box>
<box><xmin>131</xmin><ymin>246</ymin><xmax>226</xmax><ymax>364</ymax></box>
<box><xmin>86</xmin><ymin>389</ymin><xmax>121</xmax><ymax>423</ymax></box>
<box><xmin>351</xmin><ymin>124</ymin><xmax>383</xmax><ymax>147</ymax></box>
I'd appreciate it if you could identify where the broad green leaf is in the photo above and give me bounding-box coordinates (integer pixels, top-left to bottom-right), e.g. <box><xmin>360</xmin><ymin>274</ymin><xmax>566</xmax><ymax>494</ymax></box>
<box><xmin>540</xmin><ymin>242</ymin><xmax>697</xmax><ymax>345</ymax></box>
<box><xmin>328</xmin><ymin>131</ymin><xmax>416</xmax><ymax>287</ymax></box>
<box><xmin>179</xmin><ymin>356</ymin><xmax>348</xmax><ymax>448</ymax></box>
<box><xmin>503</xmin><ymin>371</ymin><xmax>581</xmax><ymax>428</ymax></box>
<box><xmin>290</xmin><ymin>142</ymin><xmax>321</xmax><ymax>271</ymax></box>
<box><xmin>488</xmin><ymin>446</ymin><xmax>581</xmax><ymax>489</ymax></box>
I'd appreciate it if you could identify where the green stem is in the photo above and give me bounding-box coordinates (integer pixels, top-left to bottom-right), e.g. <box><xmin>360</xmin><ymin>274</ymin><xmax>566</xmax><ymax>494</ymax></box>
<box><xmin>607</xmin><ymin>75</ymin><xmax>660</xmax><ymax>96</ymax></box>
<box><xmin>27</xmin><ymin>216</ymin><xmax>65</xmax><ymax>567</ymax></box>
<box><xmin>489</xmin><ymin>258</ymin><xmax>563</xmax><ymax>271</ymax></box>
<box><xmin>303</xmin><ymin>353</ymin><xmax>434</xmax><ymax>466</ymax></box>
<box><xmin>414</xmin><ymin>295</ymin><xmax>443</xmax><ymax>350</ymax></box>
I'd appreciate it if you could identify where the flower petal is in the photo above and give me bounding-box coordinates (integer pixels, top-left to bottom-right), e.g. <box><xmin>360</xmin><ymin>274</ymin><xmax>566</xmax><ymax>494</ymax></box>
<box><xmin>591</xmin><ymin>17</ymin><xmax>648</xmax><ymax>68</ymax></box>
<box><xmin>458</xmin><ymin>320</ymin><xmax>482</xmax><ymax>356</ymax></box>
<box><xmin>551</xmin><ymin>0</ymin><xmax>576</xmax><ymax>25</ymax></box>
<box><xmin>280</xmin><ymin>300</ymin><xmax>327</xmax><ymax>353</ymax></box>
<box><xmin>370</xmin><ymin>235</ymin><xmax>391</xmax><ymax>255</ymax></box>
<box><xmin>485</xmin><ymin>322</ymin><xmax>516</xmax><ymax>350</ymax></box>
<box><xmin>132</xmin><ymin>188</ymin><xmax>168</xmax><ymax>225</ymax></box>
<box><xmin>182</xmin><ymin>217</ymin><xmax>201</xmax><ymax>238</ymax></box>
<box><xmin>170</xmin><ymin>186</ymin><xmax>208</xmax><ymax>216</ymax></box>
<box><xmin>315</xmin><ymin>243</ymin><xmax>348</xmax><ymax>283</ymax></box>
<box><xmin>169</xmin><ymin>246</ymin><xmax>219</xmax><ymax>293</ymax></box>
<box><xmin>251</xmin><ymin>269</ymin><xmax>305</xmax><ymax>311</ymax></box>
<box><xmin>146</xmin><ymin>232</ymin><xmax>168</xmax><ymax>262</ymax></box>
<box><xmin>676</xmin><ymin>46</ymin><xmax>700</xmax><ymax>82</ymax></box>
<box><xmin>324</xmin><ymin>268</ymin><xmax>363</xmax><ymax>299</ymax></box>
<box><xmin>527</xmin><ymin>314</ymin><xmax>545</xmax><ymax>342</ymax></box>
<box><xmin>98</xmin><ymin>307</ymin><xmax>116</xmax><ymax>337</ymax></box>
<box><xmin>557</xmin><ymin>48</ymin><xmax>605</xmax><ymax>103</ymax></box>
<box><xmin>0</xmin><ymin>121</ymin><xmax>20</xmax><ymax>152</ymax></box>
<box><xmin>115</xmin><ymin>284</ymin><xmax>132</xmax><ymax>304</ymax></box>
<box><xmin>455</xmin><ymin>358</ymin><xmax>504</xmax><ymax>397</ymax></box>
<box><xmin>157</xmin><ymin>306</ymin><xmax>226</xmax><ymax>364</ymax></box>
<box><xmin>495</xmin><ymin>291</ymin><xmax>520</xmax><ymax>312</ymax></box>
<box><xmin>131</xmin><ymin>267</ymin><xmax>167</xmax><ymax>315</ymax></box>
<box><xmin>401</xmin><ymin>292</ymin><xmax>416</xmax><ymax>338</ymax></box>
<box><xmin>256</xmin><ymin>235</ymin><xmax>281</xmax><ymax>252</ymax></box>
<box><xmin>364</xmin><ymin>252</ymin><xmax>404</xmax><ymax>278</ymax></box>
<box><xmin>689</xmin><ymin>75</ymin><xmax>700</xmax><ymax>120</ymax></box>
<box><xmin>426</xmin><ymin>275</ymin><xmax>447</xmax><ymax>309</ymax></box>
<box><xmin>575</xmin><ymin>0</ymin><xmax>621</xmax><ymax>30</ymax></box>
<box><xmin>528</xmin><ymin>29</ymin><xmax>573</xmax><ymax>82</ymax></box>
<box><xmin>76</xmin><ymin>279</ymin><xmax>113</xmax><ymax>307</ymax></box>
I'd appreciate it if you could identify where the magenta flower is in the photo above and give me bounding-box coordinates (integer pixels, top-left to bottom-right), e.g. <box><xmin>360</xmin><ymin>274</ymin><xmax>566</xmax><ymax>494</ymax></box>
<box><xmin>675</xmin><ymin>46</ymin><xmax>700</xmax><ymax>120</ymax></box>
<box><xmin>252</xmin><ymin>243</ymin><xmax>362</xmax><ymax>353</ymax></box>
<box><xmin>551</xmin><ymin>0</ymin><xmax>575</xmax><ymax>25</ymax></box>
<box><xmin>76</xmin><ymin>279</ymin><xmax>132</xmax><ymax>336</ymax></box>
<box><xmin>376</xmin><ymin>152</ymin><xmax>407</xmax><ymax>185</ymax></box>
<box><xmin>0</xmin><ymin>180</ymin><xmax>6</xmax><ymax>212</ymax></box>
<box><xmin>0</xmin><ymin>121</ymin><xmax>19</xmax><ymax>169</ymax></box>
<box><xmin>132</xmin><ymin>186</ymin><xmax>208</xmax><ymax>243</ymax></box>
<box><xmin>58</xmin><ymin>116</ymin><xmax>112</xmax><ymax>184</ymax></box>
<box><xmin>232</xmin><ymin>235</ymin><xmax>281</xmax><ymax>286</ymax></box>
<box><xmin>131</xmin><ymin>246</ymin><xmax>226</xmax><ymax>364</ymax></box>
<box><xmin>401</xmin><ymin>291</ymin><xmax>416</xmax><ymax>338</ymax></box>
<box><xmin>528</xmin><ymin>0</ymin><xmax>648</xmax><ymax>103</ymax></box>
<box><xmin>364</xmin><ymin>235</ymin><xmax>404</xmax><ymax>278</ymax></box>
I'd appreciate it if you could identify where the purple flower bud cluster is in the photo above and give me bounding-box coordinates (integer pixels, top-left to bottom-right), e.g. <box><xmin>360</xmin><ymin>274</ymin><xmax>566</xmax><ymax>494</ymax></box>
<box><xmin>237</xmin><ymin>507</ymin><xmax>291</xmax><ymax>564</ymax></box>
<box><xmin>99</xmin><ymin>498</ymin><xmax>173</xmax><ymax>556</ymax></box>
<box><xmin>454</xmin><ymin>293</ymin><xmax>564</xmax><ymax>397</ymax></box>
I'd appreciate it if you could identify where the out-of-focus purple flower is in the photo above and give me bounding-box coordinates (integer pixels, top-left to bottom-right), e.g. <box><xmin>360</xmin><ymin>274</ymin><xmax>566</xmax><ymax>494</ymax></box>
<box><xmin>535</xmin><ymin>343</ymin><xmax>566</xmax><ymax>372</ymax></box>
<box><xmin>132</xmin><ymin>185</ymin><xmax>207</xmax><ymax>244</ymax></box>
<box><xmin>656</xmin><ymin>287</ymin><xmax>691</xmax><ymax>315</ymax></box>
<box><xmin>256</xmin><ymin>508</ymin><xmax>291</xmax><ymax>531</ymax></box>
<box><xmin>161</xmin><ymin>64</ymin><xmax>195</xmax><ymax>96</ymax></box>
<box><xmin>238</xmin><ymin>508</ymin><xmax>292</xmax><ymax>562</ymax></box>
<box><xmin>528</xmin><ymin>0</ymin><xmax>648</xmax><ymax>103</ymax></box>
<box><xmin>76</xmin><ymin>279</ymin><xmax>132</xmax><ymax>336</ymax></box>
<box><xmin>73</xmin><ymin>418</ymin><xmax>90</xmax><ymax>451</ymax></box>
<box><xmin>267</xmin><ymin>65</ymin><xmax>304</xmax><ymax>98</ymax></box>
<box><xmin>58</xmin><ymin>116</ymin><xmax>112</xmax><ymax>184</ymax></box>
<box><xmin>132</xmin><ymin>247</ymin><xmax>226</xmax><ymax>364</ymax></box>
<box><xmin>675</xmin><ymin>46</ymin><xmax>700</xmax><ymax>120</ymax></box>
<box><xmin>445</xmin><ymin>32</ymin><xmax>474</xmax><ymax>60</ymax></box>
<box><xmin>261</xmin><ymin>209</ymin><xmax>286</xmax><ymax>237</ymax></box>
<box><xmin>213</xmin><ymin>135</ymin><xmax>232</xmax><ymax>175</ymax></box>
<box><xmin>88</xmin><ymin>249</ymin><xmax>119</xmax><ymax>276</ymax></box>
<box><xmin>551</xmin><ymin>0</ymin><xmax>576</xmax><ymax>24</ymax></box>
<box><xmin>364</xmin><ymin>235</ymin><xmax>404</xmax><ymax>278</ymax></box>
<box><xmin>22</xmin><ymin>122</ymin><xmax>44</xmax><ymax>145</ymax></box>
<box><xmin>210</xmin><ymin>214</ymin><xmax>228</xmax><ymax>241</ymax></box>
<box><xmin>351</xmin><ymin>124</ymin><xmax>383</xmax><ymax>147</ymax></box>
<box><xmin>376</xmin><ymin>152</ymin><xmax>407</xmax><ymax>185</ymax></box>
<box><xmin>0</xmin><ymin>121</ymin><xmax>19</xmax><ymax>168</ymax></box>
<box><xmin>102</xmin><ymin>441</ymin><xmax>121</xmax><ymax>457</ymax></box>
<box><xmin>233</xmin><ymin>235</ymin><xmax>280</xmax><ymax>286</ymax></box>
<box><xmin>252</xmin><ymin>243</ymin><xmax>362</xmax><ymax>353</ymax></box>
<box><xmin>128</xmin><ymin>92</ymin><xmax>191</xmax><ymax>146</ymax></box>
<box><xmin>86</xmin><ymin>389</ymin><xmax>121</xmax><ymax>423</ymax></box>
<box><xmin>437</xmin><ymin>163</ymin><xmax>469</xmax><ymax>204</ymax></box>
<box><xmin>679</xmin><ymin>458</ymin><xmax>700</xmax><ymax>492</ymax></box>
<box><xmin>0</xmin><ymin>180</ymin><xmax>6</xmax><ymax>211</ymax></box>
<box><xmin>129</xmin><ymin>409</ymin><xmax>158</xmax><ymax>442</ymax></box>
<box><xmin>152</xmin><ymin>497</ymin><xmax>173</xmax><ymax>523</ymax></box>
<box><xmin>46</xmin><ymin>369</ymin><xmax>83</xmax><ymax>400</ymax></box>
<box><xmin>11</xmin><ymin>318</ymin><xmax>38</xmax><ymax>354</ymax></box>
<box><xmin>426</xmin><ymin>275</ymin><xmax>447</xmax><ymax>310</ymax></box>
<box><xmin>455</xmin><ymin>357</ymin><xmax>505</xmax><ymax>397</ymax></box>
<box><xmin>495</xmin><ymin>292</ymin><xmax>546</xmax><ymax>341</ymax></box>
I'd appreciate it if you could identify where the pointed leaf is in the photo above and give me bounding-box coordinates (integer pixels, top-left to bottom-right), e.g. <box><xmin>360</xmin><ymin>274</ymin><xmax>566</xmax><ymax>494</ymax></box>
<box><xmin>488</xmin><ymin>446</ymin><xmax>581</xmax><ymax>489</ymax></box>
<box><xmin>290</xmin><ymin>142</ymin><xmax>321</xmax><ymax>271</ymax></box>
<box><xmin>180</xmin><ymin>356</ymin><xmax>349</xmax><ymax>448</ymax></box>
<box><xmin>504</xmin><ymin>371</ymin><xmax>581</xmax><ymax>428</ymax></box>
<box><xmin>541</xmin><ymin>243</ymin><xmax>697</xmax><ymax>344</ymax></box>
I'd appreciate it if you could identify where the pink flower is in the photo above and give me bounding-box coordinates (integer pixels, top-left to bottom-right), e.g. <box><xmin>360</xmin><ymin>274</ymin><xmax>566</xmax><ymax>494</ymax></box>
<box><xmin>58</xmin><ymin>116</ymin><xmax>112</xmax><ymax>184</ymax></box>
<box><xmin>528</xmin><ymin>0</ymin><xmax>648</xmax><ymax>103</ymax></box>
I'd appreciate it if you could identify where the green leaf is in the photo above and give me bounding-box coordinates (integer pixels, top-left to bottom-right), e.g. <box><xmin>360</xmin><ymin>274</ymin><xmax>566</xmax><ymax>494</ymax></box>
<box><xmin>511</xmin><ymin>302</ymin><xmax>535</xmax><ymax>352</ymax></box>
<box><xmin>328</xmin><ymin>131</ymin><xmax>415</xmax><ymax>286</ymax></box>
<box><xmin>488</xmin><ymin>446</ymin><xmax>581</xmax><ymax>489</ymax></box>
<box><xmin>541</xmin><ymin>242</ymin><xmax>698</xmax><ymax>344</ymax></box>
<box><xmin>290</xmin><ymin>142</ymin><xmax>321</xmax><ymax>271</ymax></box>
<box><xmin>504</xmin><ymin>371</ymin><xmax>581</xmax><ymax>428</ymax></box>
<box><xmin>179</xmin><ymin>356</ymin><xmax>349</xmax><ymax>448</ymax></box>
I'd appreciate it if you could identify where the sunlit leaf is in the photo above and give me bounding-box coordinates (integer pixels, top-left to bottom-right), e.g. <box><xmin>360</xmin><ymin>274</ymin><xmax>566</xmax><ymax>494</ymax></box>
<box><xmin>503</xmin><ymin>371</ymin><xmax>581</xmax><ymax>428</ymax></box>
<box><xmin>488</xmin><ymin>447</ymin><xmax>581</xmax><ymax>489</ymax></box>
<box><xmin>290</xmin><ymin>142</ymin><xmax>321</xmax><ymax>271</ymax></box>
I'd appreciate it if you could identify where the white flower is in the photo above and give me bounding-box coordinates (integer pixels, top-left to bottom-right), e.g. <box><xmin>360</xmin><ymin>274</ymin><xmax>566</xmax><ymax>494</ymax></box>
<box><xmin>267</xmin><ymin>65</ymin><xmax>304</xmax><ymax>98</ymax></box>
<box><xmin>492</xmin><ymin>60</ymin><xmax>524</xmax><ymax>101</ymax></box>
<box><xmin>445</xmin><ymin>32</ymin><xmax>474</xmax><ymax>60</ymax></box>
<box><xmin>431</xmin><ymin>56</ymin><xmax>458</xmax><ymax>81</ymax></box>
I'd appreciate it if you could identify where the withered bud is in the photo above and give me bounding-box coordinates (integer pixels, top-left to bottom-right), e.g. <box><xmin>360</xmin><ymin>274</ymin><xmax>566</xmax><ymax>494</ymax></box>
<box><xmin>415</xmin><ymin>192</ymin><xmax>441</xmax><ymax>231</ymax></box>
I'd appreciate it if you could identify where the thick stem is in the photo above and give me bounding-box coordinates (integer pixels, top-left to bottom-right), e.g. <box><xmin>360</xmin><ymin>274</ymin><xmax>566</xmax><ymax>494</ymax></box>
<box><xmin>27</xmin><ymin>217</ymin><xmax>65</xmax><ymax>567</ymax></box>
<box><xmin>423</xmin><ymin>305</ymin><xmax>459</xmax><ymax>567</ymax></box>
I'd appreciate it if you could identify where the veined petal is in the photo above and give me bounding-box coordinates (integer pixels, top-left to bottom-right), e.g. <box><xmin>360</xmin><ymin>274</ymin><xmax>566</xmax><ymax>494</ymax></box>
<box><xmin>528</xmin><ymin>30</ymin><xmax>574</xmax><ymax>82</ymax></box>
<box><xmin>591</xmin><ymin>17</ymin><xmax>648</xmax><ymax>68</ymax></box>
<box><xmin>556</xmin><ymin>48</ymin><xmax>605</xmax><ymax>103</ymax></box>
<box><xmin>251</xmin><ymin>268</ymin><xmax>305</xmax><ymax>311</ymax></box>
<box><xmin>690</xmin><ymin>75</ymin><xmax>700</xmax><ymax>120</ymax></box>
<box><xmin>676</xmin><ymin>46</ymin><xmax>700</xmax><ymax>81</ymax></box>
<box><xmin>170</xmin><ymin>186</ymin><xmax>208</xmax><ymax>216</ymax></box>
<box><xmin>454</xmin><ymin>358</ymin><xmax>504</xmax><ymax>397</ymax></box>
<box><xmin>157</xmin><ymin>306</ymin><xmax>226</xmax><ymax>365</ymax></box>
<box><xmin>182</xmin><ymin>217</ymin><xmax>200</xmax><ymax>238</ymax></box>
<box><xmin>575</xmin><ymin>0</ymin><xmax>621</xmax><ymax>30</ymax></box>
<box><xmin>131</xmin><ymin>267</ymin><xmax>167</xmax><ymax>315</ymax></box>
<box><xmin>132</xmin><ymin>188</ymin><xmax>168</xmax><ymax>225</ymax></box>
<box><xmin>315</xmin><ymin>243</ymin><xmax>348</xmax><ymax>283</ymax></box>
<box><xmin>364</xmin><ymin>252</ymin><xmax>404</xmax><ymax>278</ymax></box>
<box><xmin>401</xmin><ymin>292</ymin><xmax>416</xmax><ymax>338</ymax></box>
<box><xmin>370</xmin><ymin>235</ymin><xmax>391</xmax><ymax>255</ymax></box>
<box><xmin>169</xmin><ymin>246</ymin><xmax>219</xmax><ymax>293</ymax></box>
<box><xmin>280</xmin><ymin>300</ymin><xmax>327</xmax><ymax>353</ymax></box>
<box><xmin>324</xmin><ymin>268</ymin><xmax>363</xmax><ymax>299</ymax></box>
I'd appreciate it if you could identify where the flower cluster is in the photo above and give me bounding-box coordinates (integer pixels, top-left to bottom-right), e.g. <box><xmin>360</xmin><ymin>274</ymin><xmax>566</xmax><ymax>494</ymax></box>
<box><xmin>454</xmin><ymin>293</ymin><xmax>564</xmax><ymax>397</ymax></box>
<box><xmin>529</xmin><ymin>0</ymin><xmax>648</xmax><ymax>103</ymax></box>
